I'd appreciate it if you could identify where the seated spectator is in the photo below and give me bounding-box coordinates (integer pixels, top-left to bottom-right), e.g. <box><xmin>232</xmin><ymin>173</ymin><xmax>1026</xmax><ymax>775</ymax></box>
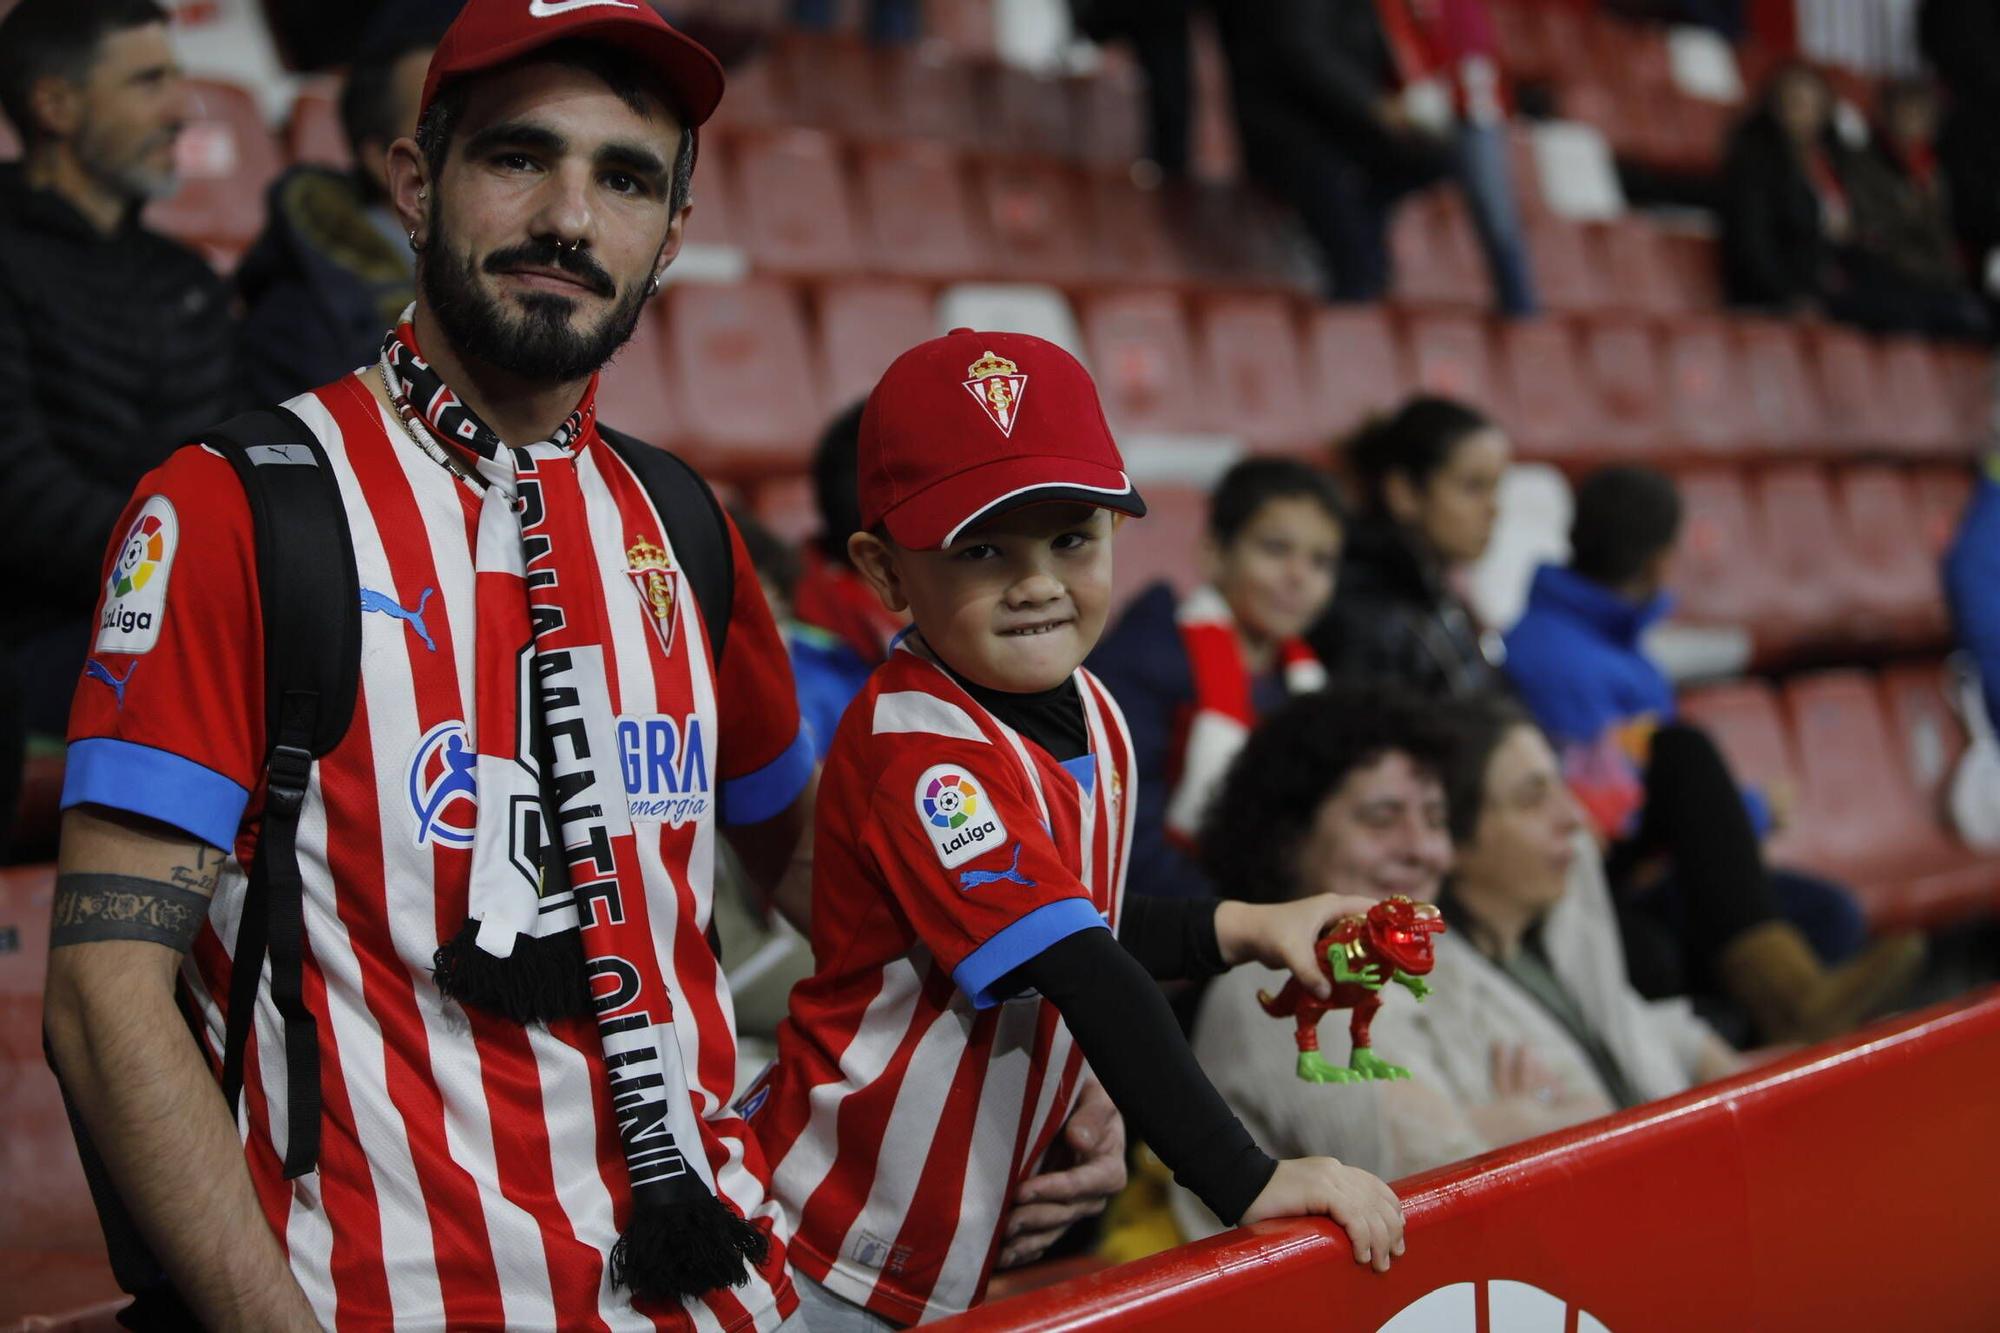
<box><xmin>1943</xmin><ymin>455</ymin><xmax>2000</xmax><ymax>846</ymax></box>
<box><xmin>236</xmin><ymin>16</ymin><xmax>445</xmax><ymax>403</ymax></box>
<box><xmin>0</xmin><ymin>0</ymin><xmax>237</xmax><ymax>785</ymax></box>
<box><xmin>1090</xmin><ymin>458</ymin><xmax>1345</xmax><ymax>901</ymax></box>
<box><xmin>1721</xmin><ymin>61</ymin><xmax>1982</xmax><ymax>337</ymax></box>
<box><xmin>1504</xmin><ymin>466</ymin><xmax>1919</xmax><ymax>1043</ymax></box>
<box><xmin>1067</xmin><ymin>0</ymin><xmax>1197</xmax><ymax>178</ymax></box>
<box><xmin>734</xmin><ymin>506</ymin><xmax>871</xmax><ymax>762</ymax></box>
<box><xmin>1211</xmin><ymin>0</ymin><xmax>1538</xmax><ymax>315</ymax></box>
<box><xmin>790</xmin><ymin>401</ymin><xmax>909</xmax><ymax>669</ymax></box>
<box><xmin>1173</xmin><ymin>688</ymin><xmax>1745</xmax><ymax>1237</ymax></box>
<box><xmin>1309</xmin><ymin>396</ymin><xmax>1507</xmax><ymax>698</ymax></box>
<box><xmin>1919</xmin><ymin>0</ymin><xmax>2000</xmax><ymax>308</ymax></box>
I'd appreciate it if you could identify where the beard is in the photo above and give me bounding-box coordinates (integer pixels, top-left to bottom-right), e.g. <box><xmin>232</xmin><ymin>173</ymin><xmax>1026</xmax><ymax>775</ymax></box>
<box><xmin>421</xmin><ymin>221</ymin><xmax>651</xmax><ymax>385</ymax></box>
<box><xmin>77</xmin><ymin>120</ymin><xmax>180</xmax><ymax>204</ymax></box>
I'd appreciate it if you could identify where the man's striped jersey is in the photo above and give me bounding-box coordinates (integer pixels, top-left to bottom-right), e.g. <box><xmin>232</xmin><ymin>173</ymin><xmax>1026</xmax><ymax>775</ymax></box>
<box><xmin>63</xmin><ymin>371</ymin><xmax>815</xmax><ymax>1332</ymax></box>
<box><xmin>749</xmin><ymin>642</ymin><xmax>1137</xmax><ymax>1324</ymax></box>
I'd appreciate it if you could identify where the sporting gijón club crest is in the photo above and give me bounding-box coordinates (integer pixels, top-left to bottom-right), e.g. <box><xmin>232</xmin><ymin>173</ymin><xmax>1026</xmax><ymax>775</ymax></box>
<box><xmin>964</xmin><ymin>349</ymin><xmax>1028</xmax><ymax>437</ymax></box>
<box><xmin>626</xmin><ymin>533</ymin><xmax>680</xmax><ymax>657</ymax></box>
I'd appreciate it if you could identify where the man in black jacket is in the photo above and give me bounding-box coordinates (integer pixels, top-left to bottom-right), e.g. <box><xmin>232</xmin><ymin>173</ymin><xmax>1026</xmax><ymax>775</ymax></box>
<box><xmin>0</xmin><ymin>0</ymin><xmax>238</xmax><ymax>806</ymax></box>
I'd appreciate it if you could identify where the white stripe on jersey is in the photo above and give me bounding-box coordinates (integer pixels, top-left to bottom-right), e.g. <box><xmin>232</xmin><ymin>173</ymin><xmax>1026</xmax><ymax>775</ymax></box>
<box><xmin>872</xmin><ymin>690</ymin><xmax>991</xmax><ymax>743</ymax></box>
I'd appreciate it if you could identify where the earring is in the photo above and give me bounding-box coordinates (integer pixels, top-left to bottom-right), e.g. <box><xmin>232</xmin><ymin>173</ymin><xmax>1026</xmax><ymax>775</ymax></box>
<box><xmin>646</xmin><ymin>274</ymin><xmax>662</xmax><ymax>297</ymax></box>
<box><xmin>408</xmin><ymin>228</ymin><xmax>421</xmax><ymax>252</ymax></box>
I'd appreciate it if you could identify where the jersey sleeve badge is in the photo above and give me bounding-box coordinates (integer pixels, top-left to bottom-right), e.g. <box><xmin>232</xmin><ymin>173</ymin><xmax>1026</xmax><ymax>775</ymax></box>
<box><xmin>914</xmin><ymin>763</ymin><xmax>1009</xmax><ymax>869</ymax></box>
<box><xmin>95</xmin><ymin>495</ymin><xmax>179</xmax><ymax>655</ymax></box>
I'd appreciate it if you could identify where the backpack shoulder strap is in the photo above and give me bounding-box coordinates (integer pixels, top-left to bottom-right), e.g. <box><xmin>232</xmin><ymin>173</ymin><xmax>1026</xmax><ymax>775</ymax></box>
<box><xmin>204</xmin><ymin>405</ymin><xmax>359</xmax><ymax>1180</ymax></box>
<box><xmin>598</xmin><ymin>426</ymin><xmax>736</xmax><ymax>666</ymax></box>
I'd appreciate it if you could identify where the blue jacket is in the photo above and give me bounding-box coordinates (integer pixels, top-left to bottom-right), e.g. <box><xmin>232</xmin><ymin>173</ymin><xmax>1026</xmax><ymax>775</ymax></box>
<box><xmin>1945</xmin><ymin>471</ymin><xmax>2000</xmax><ymax>726</ymax></box>
<box><xmin>785</xmin><ymin>621</ymin><xmax>875</xmax><ymax>763</ymax></box>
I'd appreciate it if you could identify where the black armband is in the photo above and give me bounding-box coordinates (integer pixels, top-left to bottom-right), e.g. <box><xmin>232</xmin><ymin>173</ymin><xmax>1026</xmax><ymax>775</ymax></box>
<box><xmin>51</xmin><ymin>874</ymin><xmax>209</xmax><ymax>952</ymax></box>
<box><xmin>1117</xmin><ymin>895</ymin><xmax>1227</xmax><ymax>981</ymax></box>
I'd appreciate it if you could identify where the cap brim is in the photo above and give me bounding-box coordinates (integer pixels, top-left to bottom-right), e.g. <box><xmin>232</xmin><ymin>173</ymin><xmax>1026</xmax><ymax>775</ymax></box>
<box><xmin>422</xmin><ymin>17</ymin><xmax>725</xmax><ymax>127</ymax></box>
<box><xmin>881</xmin><ymin>456</ymin><xmax>1147</xmax><ymax>550</ymax></box>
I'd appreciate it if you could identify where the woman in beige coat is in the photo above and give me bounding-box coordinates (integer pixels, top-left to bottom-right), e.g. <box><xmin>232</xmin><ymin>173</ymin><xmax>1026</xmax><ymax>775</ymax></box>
<box><xmin>1174</xmin><ymin>690</ymin><xmax>1746</xmax><ymax>1239</ymax></box>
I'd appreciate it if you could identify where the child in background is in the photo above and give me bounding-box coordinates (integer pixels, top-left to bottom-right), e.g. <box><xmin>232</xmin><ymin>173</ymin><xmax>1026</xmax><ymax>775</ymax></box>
<box><xmin>747</xmin><ymin>330</ymin><xmax>1406</xmax><ymax>1329</ymax></box>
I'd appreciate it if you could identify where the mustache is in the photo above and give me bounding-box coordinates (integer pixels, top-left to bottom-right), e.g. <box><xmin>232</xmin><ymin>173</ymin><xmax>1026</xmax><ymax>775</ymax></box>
<box><xmin>482</xmin><ymin>239</ymin><xmax>615</xmax><ymax>298</ymax></box>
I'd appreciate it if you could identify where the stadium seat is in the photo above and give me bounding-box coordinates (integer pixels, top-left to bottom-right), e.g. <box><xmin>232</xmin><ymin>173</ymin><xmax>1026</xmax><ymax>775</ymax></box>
<box><xmin>1302</xmin><ymin>306</ymin><xmax>1409</xmax><ymax>445</ymax></box>
<box><xmin>1837</xmin><ymin>465</ymin><xmax>1949</xmax><ymax>645</ymax></box>
<box><xmin>1913</xmin><ymin>465</ymin><xmax>1976</xmax><ymax>563</ymax></box>
<box><xmin>879</xmin><ymin>42</ymin><xmax>981</xmax><ymax>147</ymax></box>
<box><xmin>1195</xmin><ymin>296</ymin><xmax>1311</xmax><ymax>451</ymax></box>
<box><xmin>769</xmin><ymin>31</ymin><xmax>882</xmax><ymax>140</ymax></box>
<box><xmin>1735</xmin><ymin>319</ymin><xmax>1826</xmax><ymax>452</ymax></box>
<box><xmin>1595</xmin><ymin>218</ymin><xmax>1678</xmax><ymax>315</ymax></box>
<box><xmin>733</xmin><ymin>130</ymin><xmax>863</xmax><ymax>276</ymax></box>
<box><xmin>1753</xmin><ymin>466</ymin><xmax>1864</xmax><ymax>650</ymax></box>
<box><xmin>1391</xmin><ymin>190</ymin><xmax>1489</xmax><ymax>309</ymax></box>
<box><xmin>1666</xmin><ymin>469</ymin><xmax>1775</xmax><ymax>638</ymax></box>
<box><xmin>680</xmin><ymin>132</ymin><xmax>742</xmax><ymax>257</ymax></box>
<box><xmin>1081</xmin><ymin>175</ymin><xmax>1184</xmax><ymax>285</ymax></box>
<box><xmin>1108</xmin><ymin>483</ymin><xmax>1210</xmax><ymax>609</ymax></box>
<box><xmin>983</xmin><ymin>65</ymin><xmax>1074</xmax><ymax>160</ymax></box>
<box><xmin>972</xmin><ymin>159</ymin><xmax>1093</xmax><ymax>285</ymax></box>
<box><xmin>1879</xmin><ymin>661</ymin><xmax>1968</xmax><ymax>820</ymax></box>
<box><xmin>1878</xmin><ymin>337</ymin><xmax>1962</xmax><ymax>456</ymax></box>
<box><xmin>1080</xmin><ymin>290</ymin><xmax>1204</xmax><ymax>437</ymax></box>
<box><xmin>1490</xmin><ymin>0</ymin><xmax>1564</xmax><ymax>85</ymax></box>
<box><xmin>856</xmin><ymin>142</ymin><xmax>984</xmax><ymax>279</ymax></box>
<box><xmin>747</xmin><ymin>473</ymin><xmax>819</xmax><ymax>549</ymax></box>
<box><xmin>1937</xmin><ymin>341</ymin><xmax>1993</xmax><ymax>447</ymax></box>
<box><xmin>814</xmin><ymin>280</ymin><xmax>935</xmax><ymax>416</ymax></box>
<box><xmin>702</xmin><ymin>51</ymin><xmax>791</xmax><ymax>135</ymax></box>
<box><xmin>662</xmin><ymin>280</ymin><xmax>822</xmax><ymax>471</ymax></box>
<box><xmin>596</xmin><ymin>302</ymin><xmax>681</xmax><ymax>449</ymax></box>
<box><xmin>284</xmin><ymin>76</ymin><xmax>348</xmax><ymax>169</ymax></box>
<box><xmin>1807</xmin><ymin>326</ymin><xmax>1893</xmax><ymax>452</ymax></box>
<box><xmin>927</xmin><ymin>0</ymin><xmax>1000</xmax><ymax>61</ymax></box>
<box><xmin>937</xmin><ymin>283</ymin><xmax>1083</xmax><ymax>353</ymax></box>
<box><xmin>1496</xmin><ymin>318</ymin><xmax>1595</xmax><ymax>458</ymax></box>
<box><xmin>1653</xmin><ymin>228</ymin><xmax>1725</xmax><ymax>312</ymax></box>
<box><xmin>1071</xmin><ymin>62</ymin><xmax>1148</xmax><ymax>170</ymax></box>
<box><xmin>1677</xmin><ymin>679</ymin><xmax>1816</xmax><ymax>865</ymax></box>
<box><xmin>1661</xmin><ymin>319</ymin><xmax>1751</xmax><ymax>455</ymax></box>
<box><xmin>1176</xmin><ymin>183</ymin><xmax>1317</xmax><ymax>293</ymax></box>
<box><xmin>1524</xmin><ymin>215</ymin><xmax>1605</xmax><ymax>312</ymax></box>
<box><xmin>144</xmin><ymin>78</ymin><xmax>285</xmax><ymax>252</ymax></box>
<box><xmin>1580</xmin><ymin>317</ymin><xmax>1665</xmax><ymax>452</ymax></box>
<box><xmin>1406</xmin><ymin>313</ymin><xmax>1500</xmax><ymax>412</ymax></box>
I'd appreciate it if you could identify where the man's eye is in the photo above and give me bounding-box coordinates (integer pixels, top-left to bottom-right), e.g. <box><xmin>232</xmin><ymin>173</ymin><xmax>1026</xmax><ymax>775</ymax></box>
<box><xmin>603</xmin><ymin>172</ymin><xmax>642</xmax><ymax>195</ymax></box>
<box><xmin>495</xmin><ymin>153</ymin><xmax>537</xmax><ymax>171</ymax></box>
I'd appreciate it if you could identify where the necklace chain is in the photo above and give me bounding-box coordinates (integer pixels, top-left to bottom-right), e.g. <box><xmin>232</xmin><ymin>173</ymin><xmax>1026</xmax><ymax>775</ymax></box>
<box><xmin>378</xmin><ymin>351</ymin><xmax>485</xmax><ymax>493</ymax></box>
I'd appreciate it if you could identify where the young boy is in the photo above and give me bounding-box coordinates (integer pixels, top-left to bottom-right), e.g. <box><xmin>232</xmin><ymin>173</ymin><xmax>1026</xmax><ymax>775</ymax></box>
<box><xmin>747</xmin><ymin>330</ymin><xmax>1407</xmax><ymax>1328</ymax></box>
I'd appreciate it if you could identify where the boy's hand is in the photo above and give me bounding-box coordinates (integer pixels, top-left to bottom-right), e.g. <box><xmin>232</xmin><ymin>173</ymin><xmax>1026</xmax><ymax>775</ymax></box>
<box><xmin>1216</xmin><ymin>894</ymin><xmax>1377</xmax><ymax>998</ymax></box>
<box><xmin>1241</xmin><ymin>1157</ymin><xmax>1405</xmax><ymax>1273</ymax></box>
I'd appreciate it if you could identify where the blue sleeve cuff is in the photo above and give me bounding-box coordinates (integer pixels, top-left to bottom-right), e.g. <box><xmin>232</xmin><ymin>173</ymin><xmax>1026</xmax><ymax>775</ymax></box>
<box><xmin>953</xmin><ymin>898</ymin><xmax>1110</xmax><ymax>1010</ymax></box>
<box><xmin>720</xmin><ymin>727</ymin><xmax>815</xmax><ymax>826</ymax></box>
<box><xmin>61</xmin><ymin>738</ymin><xmax>250</xmax><ymax>851</ymax></box>
<box><xmin>1740</xmin><ymin>785</ymin><xmax>1773</xmax><ymax>840</ymax></box>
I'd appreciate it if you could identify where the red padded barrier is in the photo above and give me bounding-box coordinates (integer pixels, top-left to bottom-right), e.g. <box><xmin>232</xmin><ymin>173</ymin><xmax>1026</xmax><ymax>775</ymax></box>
<box><xmin>945</xmin><ymin>993</ymin><xmax>2000</xmax><ymax>1332</ymax></box>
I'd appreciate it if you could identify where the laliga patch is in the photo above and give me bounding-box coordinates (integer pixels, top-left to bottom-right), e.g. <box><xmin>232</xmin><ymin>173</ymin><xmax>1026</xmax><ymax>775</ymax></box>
<box><xmin>95</xmin><ymin>496</ymin><xmax>178</xmax><ymax>654</ymax></box>
<box><xmin>914</xmin><ymin>764</ymin><xmax>1007</xmax><ymax>869</ymax></box>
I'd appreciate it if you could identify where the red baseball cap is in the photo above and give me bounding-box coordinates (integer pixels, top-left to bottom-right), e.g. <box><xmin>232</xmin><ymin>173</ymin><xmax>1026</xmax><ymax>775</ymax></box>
<box><xmin>859</xmin><ymin>329</ymin><xmax>1147</xmax><ymax>550</ymax></box>
<box><xmin>420</xmin><ymin>0</ymin><xmax>725</xmax><ymax>130</ymax></box>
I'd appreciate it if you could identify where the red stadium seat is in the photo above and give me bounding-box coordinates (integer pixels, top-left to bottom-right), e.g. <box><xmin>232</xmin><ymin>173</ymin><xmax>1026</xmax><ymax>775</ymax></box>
<box><xmin>1580</xmin><ymin>317</ymin><xmax>1665</xmax><ymax>452</ymax></box>
<box><xmin>1808</xmin><ymin>325</ymin><xmax>1893</xmax><ymax>452</ymax></box>
<box><xmin>681</xmin><ymin>132</ymin><xmax>741</xmax><ymax>252</ymax></box>
<box><xmin>855</xmin><ymin>142</ymin><xmax>983</xmax><ymax>279</ymax></box>
<box><xmin>1661</xmin><ymin>319</ymin><xmax>1751</xmax><ymax>455</ymax></box>
<box><xmin>1937</xmin><ymin>341</ymin><xmax>1993</xmax><ymax>447</ymax></box>
<box><xmin>983</xmin><ymin>65</ymin><xmax>1074</xmax><ymax>160</ymax></box>
<box><xmin>663</xmin><ymin>280</ymin><xmax>822</xmax><ymax>471</ymax></box>
<box><xmin>1496</xmin><ymin>318</ymin><xmax>1595</xmax><ymax>458</ymax></box>
<box><xmin>1878</xmin><ymin>337</ymin><xmax>1962</xmax><ymax>456</ymax></box>
<box><xmin>733</xmin><ymin>130</ymin><xmax>863</xmax><ymax>275</ymax></box>
<box><xmin>1677</xmin><ymin>679</ymin><xmax>1817</xmax><ymax>864</ymax></box>
<box><xmin>769</xmin><ymin>31</ymin><xmax>882</xmax><ymax>140</ymax></box>
<box><xmin>1753</xmin><ymin>466</ymin><xmax>1861</xmax><ymax>649</ymax></box>
<box><xmin>1195</xmin><ymin>296</ymin><xmax>1311</xmax><ymax>451</ymax></box>
<box><xmin>1524</xmin><ymin>215</ymin><xmax>1605</xmax><ymax>313</ymax></box>
<box><xmin>285</xmin><ymin>77</ymin><xmax>349</xmax><ymax>169</ymax></box>
<box><xmin>814</xmin><ymin>279</ymin><xmax>935</xmax><ymax>415</ymax></box>
<box><xmin>701</xmin><ymin>50</ymin><xmax>792</xmax><ymax>135</ymax></box>
<box><xmin>596</xmin><ymin>301</ymin><xmax>681</xmax><ymax>449</ymax></box>
<box><xmin>1080</xmin><ymin>290</ymin><xmax>1204</xmax><ymax>437</ymax></box>
<box><xmin>1595</xmin><ymin>218</ymin><xmax>1679</xmax><ymax>316</ymax></box>
<box><xmin>971</xmin><ymin>160</ymin><xmax>1092</xmax><ymax>284</ymax></box>
<box><xmin>1654</xmin><ymin>228</ymin><xmax>1725</xmax><ymax>312</ymax></box>
<box><xmin>1391</xmin><ymin>190</ymin><xmax>1488</xmax><ymax>309</ymax></box>
<box><xmin>1735</xmin><ymin>319</ymin><xmax>1826</xmax><ymax>451</ymax></box>
<box><xmin>1108</xmin><ymin>483</ymin><xmax>1210</xmax><ymax>609</ymax></box>
<box><xmin>1913</xmin><ymin>465</ymin><xmax>1976</xmax><ymax>563</ymax></box>
<box><xmin>879</xmin><ymin>43</ymin><xmax>981</xmax><ymax>146</ymax></box>
<box><xmin>1081</xmin><ymin>175</ymin><xmax>1184</xmax><ymax>285</ymax></box>
<box><xmin>1837</xmin><ymin>465</ymin><xmax>1949</xmax><ymax>644</ymax></box>
<box><xmin>1302</xmin><ymin>306</ymin><xmax>1409</xmax><ymax>444</ymax></box>
<box><xmin>1665</xmin><ymin>469</ymin><xmax>1774</xmax><ymax>636</ymax></box>
<box><xmin>1406</xmin><ymin>313</ymin><xmax>1500</xmax><ymax>411</ymax></box>
<box><xmin>144</xmin><ymin>78</ymin><xmax>286</xmax><ymax>251</ymax></box>
<box><xmin>1071</xmin><ymin>62</ymin><xmax>1148</xmax><ymax>170</ymax></box>
<box><xmin>1879</xmin><ymin>661</ymin><xmax>1968</xmax><ymax>820</ymax></box>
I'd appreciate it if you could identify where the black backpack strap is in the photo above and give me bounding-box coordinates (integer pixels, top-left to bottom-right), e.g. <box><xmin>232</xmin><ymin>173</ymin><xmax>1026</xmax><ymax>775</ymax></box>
<box><xmin>598</xmin><ymin>426</ymin><xmax>736</xmax><ymax>667</ymax></box>
<box><xmin>206</xmin><ymin>407</ymin><xmax>360</xmax><ymax>1180</ymax></box>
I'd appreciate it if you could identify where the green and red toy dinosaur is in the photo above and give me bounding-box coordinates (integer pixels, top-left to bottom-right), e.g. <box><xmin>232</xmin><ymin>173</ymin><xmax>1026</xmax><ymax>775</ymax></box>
<box><xmin>1258</xmin><ymin>896</ymin><xmax>1447</xmax><ymax>1083</ymax></box>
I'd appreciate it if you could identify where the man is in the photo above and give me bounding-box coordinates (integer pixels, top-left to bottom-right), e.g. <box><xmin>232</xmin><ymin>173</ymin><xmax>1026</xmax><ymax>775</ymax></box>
<box><xmin>44</xmin><ymin>3</ymin><xmax>822</xmax><ymax>1327</ymax></box>
<box><xmin>236</xmin><ymin>4</ymin><xmax>458</xmax><ymax>403</ymax></box>
<box><xmin>0</xmin><ymin>0</ymin><xmax>235</xmax><ymax>819</ymax></box>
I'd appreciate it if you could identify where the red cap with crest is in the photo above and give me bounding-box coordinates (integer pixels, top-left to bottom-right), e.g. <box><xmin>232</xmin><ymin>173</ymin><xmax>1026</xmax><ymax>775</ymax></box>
<box><xmin>858</xmin><ymin>329</ymin><xmax>1147</xmax><ymax>550</ymax></box>
<box><xmin>420</xmin><ymin>0</ymin><xmax>725</xmax><ymax>128</ymax></box>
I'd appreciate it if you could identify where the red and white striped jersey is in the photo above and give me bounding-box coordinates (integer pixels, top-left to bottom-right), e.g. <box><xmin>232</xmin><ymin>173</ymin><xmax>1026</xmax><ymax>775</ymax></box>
<box><xmin>63</xmin><ymin>372</ymin><xmax>815</xmax><ymax>1332</ymax></box>
<box><xmin>749</xmin><ymin>643</ymin><xmax>1137</xmax><ymax>1325</ymax></box>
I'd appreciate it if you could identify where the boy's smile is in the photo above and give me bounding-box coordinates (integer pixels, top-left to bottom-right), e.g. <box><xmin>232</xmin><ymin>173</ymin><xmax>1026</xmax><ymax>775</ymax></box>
<box><xmin>850</xmin><ymin>503</ymin><xmax>1115</xmax><ymax>693</ymax></box>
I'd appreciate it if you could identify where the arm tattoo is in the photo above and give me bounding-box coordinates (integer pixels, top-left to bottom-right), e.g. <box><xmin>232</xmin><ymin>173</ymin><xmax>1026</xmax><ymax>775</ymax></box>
<box><xmin>51</xmin><ymin>873</ymin><xmax>211</xmax><ymax>951</ymax></box>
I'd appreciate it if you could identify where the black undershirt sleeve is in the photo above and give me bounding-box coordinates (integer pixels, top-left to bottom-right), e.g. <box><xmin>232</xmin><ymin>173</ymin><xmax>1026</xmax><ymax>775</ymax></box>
<box><xmin>1116</xmin><ymin>894</ymin><xmax>1228</xmax><ymax>981</ymax></box>
<box><xmin>1002</xmin><ymin>928</ymin><xmax>1276</xmax><ymax>1226</ymax></box>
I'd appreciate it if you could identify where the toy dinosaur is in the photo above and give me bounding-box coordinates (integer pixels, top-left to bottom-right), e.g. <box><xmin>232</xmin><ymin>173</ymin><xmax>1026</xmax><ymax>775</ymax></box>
<box><xmin>1258</xmin><ymin>896</ymin><xmax>1446</xmax><ymax>1083</ymax></box>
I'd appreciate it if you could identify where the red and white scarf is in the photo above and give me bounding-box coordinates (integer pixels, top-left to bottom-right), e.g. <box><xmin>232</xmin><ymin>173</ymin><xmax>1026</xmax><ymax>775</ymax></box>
<box><xmin>1164</xmin><ymin>585</ymin><xmax>1327</xmax><ymax>847</ymax></box>
<box><xmin>380</xmin><ymin>322</ymin><xmax>766</xmax><ymax>1301</ymax></box>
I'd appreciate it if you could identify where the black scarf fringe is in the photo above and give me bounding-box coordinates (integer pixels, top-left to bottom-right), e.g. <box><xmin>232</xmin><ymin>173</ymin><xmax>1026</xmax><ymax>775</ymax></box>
<box><xmin>433</xmin><ymin>920</ymin><xmax>592</xmax><ymax>1023</ymax></box>
<box><xmin>611</xmin><ymin>1194</ymin><xmax>770</xmax><ymax>1299</ymax></box>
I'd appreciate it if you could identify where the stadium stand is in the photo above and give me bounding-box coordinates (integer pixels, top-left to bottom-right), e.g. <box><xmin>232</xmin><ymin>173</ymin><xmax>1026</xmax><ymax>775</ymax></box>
<box><xmin>732</xmin><ymin>129</ymin><xmax>865</xmax><ymax>276</ymax></box>
<box><xmin>142</xmin><ymin>77</ymin><xmax>285</xmax><ymax>260</ymax></box>
<box><xmin>1302</xmin><ymin>305</ymin><xmax>1408</xmax><ymax>444</ymax></box>
<box><xmin>1080</xmin><ymin>290</ymin><xmax>1206</xmax><ymax>439</ymax></box>
<box><xmin>814</xmin><ymin>278</ymin><xmax>937</xmax><ymax>413</ymax></box>
<box><xmin>1193</xmin><ymin>295</ymin><xmax>1310</xmax><ymax>452</ymax></box>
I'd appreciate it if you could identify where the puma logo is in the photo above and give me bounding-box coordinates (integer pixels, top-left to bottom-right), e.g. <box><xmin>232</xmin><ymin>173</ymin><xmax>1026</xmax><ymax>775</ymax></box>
<box><xmin>361</xmin><ymin>587</ymin><xmax>437</xmax><ymax>653</ymax></box>
<box><xmin>527</xmin><ymin>0</ymin><xmax>639</xmax><ymax>16</ymax></box>
<box><xmin>84</xmin><ymin>658</ymin><xmax>136</xmax><ymax>708</ymax></box>
<box><xmin>958</xmin><ymin>843</ymin><xmax>1036</xmax><ymax>891</ymax></box>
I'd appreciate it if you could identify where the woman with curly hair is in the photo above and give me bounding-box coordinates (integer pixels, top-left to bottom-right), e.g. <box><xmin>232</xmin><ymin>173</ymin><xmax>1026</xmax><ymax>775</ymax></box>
<box><xmin>1174</xmin><ymin>688</ymin><xmax>1748</xmax><ymax>1238</ymax></box>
